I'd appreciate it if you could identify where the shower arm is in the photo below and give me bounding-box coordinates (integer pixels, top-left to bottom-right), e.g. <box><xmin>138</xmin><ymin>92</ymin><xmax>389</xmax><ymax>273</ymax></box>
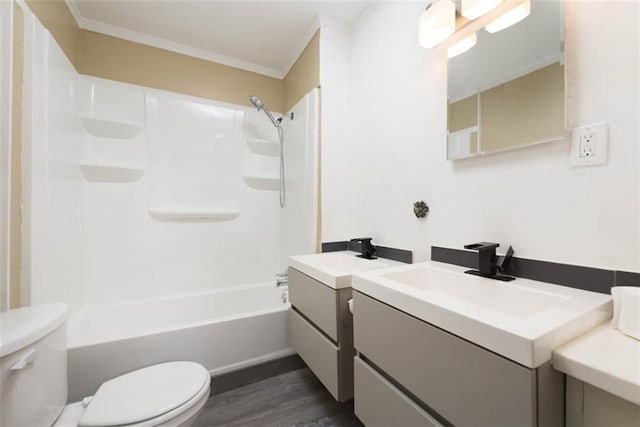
<box><xmin>261</xmin><ymin>104</ymin><xmax>283</xmax><ymax>128</ymax></box>
<box><xmin>249</xmin><ymin>95</ymin><xmax>282</xmax><ymax>128</ymax></box>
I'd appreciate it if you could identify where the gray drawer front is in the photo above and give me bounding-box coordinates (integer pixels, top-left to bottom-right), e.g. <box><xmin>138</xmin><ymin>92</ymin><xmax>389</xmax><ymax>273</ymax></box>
<box><xmin>288</xmin><ymin>267</ymin><xmax>338</xmax><ymax>341</ymax></box>
<box><xmin>355</xmin><ymin>357</ymin><xmax>442</xmax><ymax>427</ymax></box>
<box><xmin>353</xmin><ymin>292</ymin><xmax>536</xmax><ymax>426</ymax></box>
<box><xmin>288</xmin><ymin>308</ymin><xmax>340</xmax><ymax>400</ymax></box>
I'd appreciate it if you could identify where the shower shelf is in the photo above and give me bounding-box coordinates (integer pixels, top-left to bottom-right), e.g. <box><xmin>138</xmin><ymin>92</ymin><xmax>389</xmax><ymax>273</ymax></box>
<box><xmin>242</xmin><ymin>175</ymin><xmax>279</xmax><ymax>191</ymax></box>
<box><xmin>80</xmin><ymin>163</ymin><xmax>146</xmax><ymax>182</ymax></box>
<box><xmin>148</xmin><ymin>208</ymin><xmax>240</xmax><ymax>221</ymax></box>
<box><xmin>81</xmin><ymin>116</ymin><xmax>143</xmax><ymax>139</ymax></box>
<box><xmin>245</xmin><ymin>137</ymin><xmax>280</xmax><ymax>157</ymax></box>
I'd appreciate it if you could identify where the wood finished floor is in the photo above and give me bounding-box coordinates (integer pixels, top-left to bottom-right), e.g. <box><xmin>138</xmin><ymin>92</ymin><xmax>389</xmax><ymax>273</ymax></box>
<box><xmin>194</xmin><ymin>368</ymin><xmax>363</xmax><ymax>427</ymax></box>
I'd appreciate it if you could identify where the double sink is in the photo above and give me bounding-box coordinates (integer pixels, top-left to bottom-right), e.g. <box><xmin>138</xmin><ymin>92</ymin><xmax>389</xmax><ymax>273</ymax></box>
<box><xmin>288</xmin><ymin>251</ymin><xmax>628</xmax><ymax>425</ymax></box>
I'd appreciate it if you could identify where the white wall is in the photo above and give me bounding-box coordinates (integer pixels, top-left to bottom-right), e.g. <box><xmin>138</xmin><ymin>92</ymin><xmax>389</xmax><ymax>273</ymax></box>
<box><xmin>319</xmin><ymin>17</ymin><xmax>355</xmax><ymax>243</ymax></box>
<box><xmin>322</xmin><ymin>0</ymin><xmax>639</xmax><ymax>271</ymax></box>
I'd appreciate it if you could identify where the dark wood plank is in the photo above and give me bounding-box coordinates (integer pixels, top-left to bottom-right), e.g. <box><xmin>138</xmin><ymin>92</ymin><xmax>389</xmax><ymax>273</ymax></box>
<box><xmin>195</xmin><ymin>368</ymin><xmax>363</xmax><ymax>427</ymax></box>
<box><xmin>211</xmin><ymin>355</ymin><xmax>306</xmax><ymax>396</ymax></box>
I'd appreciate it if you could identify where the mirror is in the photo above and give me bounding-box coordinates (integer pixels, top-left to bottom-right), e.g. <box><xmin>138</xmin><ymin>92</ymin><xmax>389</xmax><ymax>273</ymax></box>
<box><xmin>447</xmin><ymin>0</ymin><xmax>565</xmax><ymax>160</ymax></box>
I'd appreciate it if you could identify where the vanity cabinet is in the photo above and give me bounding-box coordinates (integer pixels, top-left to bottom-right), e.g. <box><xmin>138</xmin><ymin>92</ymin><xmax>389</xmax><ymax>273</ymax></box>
<box><xmin>566</xmin><ymin>377</ymin><xmax>640</xmax><ymax>426</ymax></box>
<box><xmin>353</xmin><ymin>291</ymin><xmax>564</xmax><ymax>426</ymax></box>
<box><xmin>287</xmin><ymin>267</ymin><xmax>354</xmax><ymax>401</ymax></box>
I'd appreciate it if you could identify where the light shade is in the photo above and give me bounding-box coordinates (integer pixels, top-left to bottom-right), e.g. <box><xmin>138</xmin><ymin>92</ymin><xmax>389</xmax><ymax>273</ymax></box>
<box><xmin>419</xmin><ymin>0</ymin><xmax>456</xmax><ymax>49</ymax></box>
<box><xmin>485</xmin><ymin>0</ymin><xmax>531</xmax><ymax>33</ymax></box>
<box><xmin>461</xmin><ymin>0</ymin><xmax>503</xmax><ymax>20</ymax></box>
<box><xmin>447</xmin><ymin>33</ymin><xmax>477</xmax><ymax>58</ymax></box>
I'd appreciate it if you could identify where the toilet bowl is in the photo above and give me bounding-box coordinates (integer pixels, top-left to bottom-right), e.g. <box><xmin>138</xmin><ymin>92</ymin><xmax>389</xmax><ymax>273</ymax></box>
<box><xmin>55</xmin><ymin>361</ymin><xmax>211</xmax><ymax>427</ymax></box>
<box><xmin>0</xmin><ymin>304</ymin><xmax>211</xmax><ymax>427</ymax></box>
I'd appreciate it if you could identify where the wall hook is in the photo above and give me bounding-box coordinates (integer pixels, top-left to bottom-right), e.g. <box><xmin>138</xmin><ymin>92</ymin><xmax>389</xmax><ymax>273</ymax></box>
<box><xmin>413</xmin><ymin>201</ymin><xmax>429</xmax><ymax>218</ymax></box>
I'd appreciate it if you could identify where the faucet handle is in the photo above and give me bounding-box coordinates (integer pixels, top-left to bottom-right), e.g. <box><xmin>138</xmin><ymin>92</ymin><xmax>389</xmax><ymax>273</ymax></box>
<box><xmin>496</xmin><ymin>245</ymin><xmax>515</xmax><ymax>272</ymax></box>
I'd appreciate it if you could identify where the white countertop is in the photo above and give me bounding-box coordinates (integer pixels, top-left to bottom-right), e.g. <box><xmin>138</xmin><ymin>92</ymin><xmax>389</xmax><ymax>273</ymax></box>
<box><xmin>553</xmin><ymin>323</ymin><xmax>640</xmax><ymax>405</ymax></box>
<box><xmin>353</xmin><ymin>261</ymin><xmax>613</xmax><ymax>368</ymax></box>
<box><xmin>288</xmin><ymin>251</ymin><xmax>404</xmax><ymax>289</ymax></box>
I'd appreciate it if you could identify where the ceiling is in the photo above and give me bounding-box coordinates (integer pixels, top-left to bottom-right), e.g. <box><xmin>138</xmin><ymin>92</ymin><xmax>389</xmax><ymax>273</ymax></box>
<box><xmin>67</xmin><ymin>0</ymin><xmax>374</xmax><ymax>79</ymax></box>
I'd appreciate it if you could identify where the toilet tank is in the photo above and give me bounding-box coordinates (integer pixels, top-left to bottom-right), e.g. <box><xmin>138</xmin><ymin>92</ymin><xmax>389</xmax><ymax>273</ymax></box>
<box><xmin>1</xmin><ymin>303</ymin><xmax>68</xmax><ymax>426</ymax></box>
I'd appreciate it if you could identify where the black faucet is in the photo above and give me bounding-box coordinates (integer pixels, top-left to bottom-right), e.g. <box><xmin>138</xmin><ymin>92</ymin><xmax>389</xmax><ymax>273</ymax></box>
<box><xmin>463</xmin><ymin>242</ymin><xmax>515</xmax><ymax>282</ymax></box>
<box><xmin>350</xmin><ymin>237</ymin><xmax>377</xmax><ymax>259</ymax></box>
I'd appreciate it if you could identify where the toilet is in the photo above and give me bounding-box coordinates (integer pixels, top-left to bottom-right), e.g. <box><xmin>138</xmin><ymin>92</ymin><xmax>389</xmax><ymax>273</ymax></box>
<box><xmin>0</xmin><ymin>303</ymin><xmax>211</xmax><ymax>427</ymax></box>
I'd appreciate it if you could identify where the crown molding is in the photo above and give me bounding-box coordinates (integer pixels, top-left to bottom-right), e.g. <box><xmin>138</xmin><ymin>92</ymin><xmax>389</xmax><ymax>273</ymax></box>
<box><xmin>65</xmin><ymin>0</ymin><xmax>285</xmax><ymax>79</ymax></box>
<box><xmin>64</xmin><ymin>0</ymin><xmax>83</xmax><ymax>26</ymax></box>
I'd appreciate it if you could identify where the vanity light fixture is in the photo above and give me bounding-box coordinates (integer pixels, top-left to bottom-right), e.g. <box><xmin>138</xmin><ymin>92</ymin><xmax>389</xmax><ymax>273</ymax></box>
<box><xmin>419</xmin><ymin>0</ymin><xmax>456</xmax><ymax>49</ymax></box>
<box><xmin>461</xmin><ymin>0</ymin><xmax>504</xmax><ymax>20</ymax></box>
<box><xmin>485</xmin><ymin>0</ymin><xmax>531</xmax><ymax>33</ymax></box>
<box><xmin>447</xmin><ymin>33</ymin><xmax>477</xmax><ymax>58</ymax></box>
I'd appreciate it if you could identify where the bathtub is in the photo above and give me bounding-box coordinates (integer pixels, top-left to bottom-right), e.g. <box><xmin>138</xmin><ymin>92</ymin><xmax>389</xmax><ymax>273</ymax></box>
<box><xmin>66</xmin><ymin>282</ymin><xmax>292</xmax><ymax>402</ymax></box>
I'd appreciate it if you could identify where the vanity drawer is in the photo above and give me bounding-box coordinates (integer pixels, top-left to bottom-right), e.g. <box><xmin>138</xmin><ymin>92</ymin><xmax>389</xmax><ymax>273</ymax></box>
<box><xmin>353</xmin><ymin>291</ymin><xmax>536</xmax><ymax>426</ymax></box>
<box><xmin>288</xmin><ymin>267</ymin><xmax>338</xmax><ymax>340</ymax></box>
<box><xmin>288</xmin><ymin>308</ymin><xmax>340</xmax><ymax>400</ymax></box>
<box><xmin>354</xmin><ymin>357</ymin><xmax>442</xmax><ymax>427</ymax></box>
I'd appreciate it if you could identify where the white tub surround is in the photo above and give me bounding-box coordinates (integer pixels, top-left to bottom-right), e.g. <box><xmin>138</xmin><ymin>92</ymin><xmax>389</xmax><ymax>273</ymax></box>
<box><xmin>23</xmin><ymin>6</ymin><xmax>319</xmax><ymax>310</ymax></box>
<box><xmin>278</xmin><ymin>89</ymin><xmax>320</xmax><ymax>271</ymax></box>
<box><xmin>353</xmin><ymin>261</ymin><xmax>613</xmax><ymax>368</ymax></box>
<box><xmin>66</xmin><ymin>283</ymin><xmax>291</xmax><ymax>402</ymax></box>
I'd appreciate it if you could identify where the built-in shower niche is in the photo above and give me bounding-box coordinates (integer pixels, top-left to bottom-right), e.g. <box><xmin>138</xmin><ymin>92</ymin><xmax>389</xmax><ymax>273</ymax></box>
<box><xmin>245</xmin><ymin>137</ymin><xmax>280</xmax><ymax>157</ymax></box>
<box><xmin>242</xmin><ymin>118</ymin><xmax>282</xmax><ymax>191</ymax></box>
<box><xmin>78</xmin><ymin>77</ymin><xmax>148</xmax><ymax>182</ymax></box>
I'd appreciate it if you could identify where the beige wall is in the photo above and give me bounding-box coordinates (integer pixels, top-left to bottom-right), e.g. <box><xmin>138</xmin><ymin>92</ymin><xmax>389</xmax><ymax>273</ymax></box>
<box><xmin>481</xmin><ymin>62</ymin><xmax>565</xmax><ymax>153</ymax></box>
<box><xmin>77</xmin><ymin>30</ymin><xmax>284</xmax><ymax>111</ymax></box>
<box><xmin>24</xmin><ymin>0</ymin><xmax>286</xmax><ymax>111</ymax></box>
<box><xmin>24</xmin><ymin>0</ymin><xmax>323</xmax><ymax>115</ymax></box>
<box><xmin>10</xmin><ymin>2</ymin><xmax>24</xmax><ymax>309</ymax></box>
<box><xmin>25</xmin><ymin>0</ymin><xmax>78</xmax><ymax>68</ymax></box>
<box><xmin>283</xmin><ymin>31</ymin><xmax>320</xmax><ymax>112</ymax></box>
<box><xmin>448</xmin><ymin>63</ymin><xmax>565</xmax><ymax>155</ymax></box>
<box><xmin>448</xmin><ymin>94</ymin><xmax>478</xmax><ymax>133</ymax></box>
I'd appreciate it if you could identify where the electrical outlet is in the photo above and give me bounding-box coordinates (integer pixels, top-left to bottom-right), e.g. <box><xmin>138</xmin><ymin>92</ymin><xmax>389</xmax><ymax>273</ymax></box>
<box><xmin>579</xmin><ymin>132</ymin><xmax>596</xmax><ymax>157</ymax></box>
<box><xmin>571</xmin><ymin>122</ymin><xmax>608</xmax><ymax>167</ymax></box>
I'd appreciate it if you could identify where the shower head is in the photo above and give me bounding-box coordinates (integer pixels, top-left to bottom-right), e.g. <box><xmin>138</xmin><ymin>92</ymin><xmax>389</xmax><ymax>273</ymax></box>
<box><xmin>248</xmin><ymin>94</ymin><xmax>281</xmax><ymax>128</ymax></box>
<box><xmin>249</xmin><ymin>95</ymin><xmax>264</xmax><ymax>111</ymax></box>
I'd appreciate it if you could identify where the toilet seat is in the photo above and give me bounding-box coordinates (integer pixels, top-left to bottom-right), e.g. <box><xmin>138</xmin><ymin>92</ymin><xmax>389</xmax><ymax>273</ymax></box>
<box><xmin>79</xmin><ymin>361</ymin><xmax>210</xmax><ymax>427</ymax></box>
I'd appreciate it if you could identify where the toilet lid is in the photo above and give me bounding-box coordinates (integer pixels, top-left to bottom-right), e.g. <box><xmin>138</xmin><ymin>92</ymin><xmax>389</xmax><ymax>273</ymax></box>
<box><xmin>79</xmin><ymin>361</ymin><xmax>209</xmax><ymax>427</ymax></box>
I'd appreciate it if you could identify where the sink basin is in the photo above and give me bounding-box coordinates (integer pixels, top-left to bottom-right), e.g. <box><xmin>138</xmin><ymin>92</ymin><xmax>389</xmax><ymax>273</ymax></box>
<box><xmin>384</xmin><ymin>267</ymin><xmax>571</xmax><ymax>318</ymax></box>
<box><xmin>289</xmin><ymin>251</ymin><xmax>402</xmax><ymax>289</ymax></box>
<box><xmin>353</xmin><ymin>261</ymin><xmax>612</xmax><ymax>368</ymax></box>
